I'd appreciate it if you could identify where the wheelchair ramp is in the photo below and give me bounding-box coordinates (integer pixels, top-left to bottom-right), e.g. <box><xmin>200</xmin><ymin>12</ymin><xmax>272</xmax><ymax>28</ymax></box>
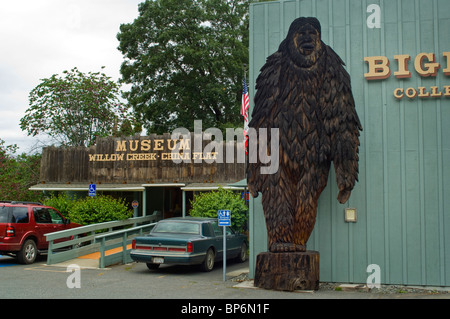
<box><xmin>46</xmin><ymin>244</ymin><xmax>133</xmax><ymax>269</ymax></box>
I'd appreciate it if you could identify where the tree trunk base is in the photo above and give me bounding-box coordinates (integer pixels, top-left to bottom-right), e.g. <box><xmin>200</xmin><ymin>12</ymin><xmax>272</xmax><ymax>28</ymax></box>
<box><xmin>254</xmin><ymin>251</ymin><xmax>320</xmax><ymax>291</ymax></box>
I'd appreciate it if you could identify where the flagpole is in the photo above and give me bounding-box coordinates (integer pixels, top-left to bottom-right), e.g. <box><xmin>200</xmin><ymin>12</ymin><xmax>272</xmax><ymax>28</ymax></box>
<box><xmin>244</xmin><ymin>63</ymin><xmax>247</xmax><ymax>176</ymax></box>
<box><xmin>241</xmin><ymin>64</ymin><xmax>249</xmax><ymax>209</ymax></box>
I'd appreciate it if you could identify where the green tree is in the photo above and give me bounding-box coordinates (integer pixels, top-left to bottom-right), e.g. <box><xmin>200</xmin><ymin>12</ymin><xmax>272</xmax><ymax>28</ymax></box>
<box><xmin>117</xmin><ymin>0</ymin><xmax>249</xmax><ymax>134</ymax></box>
<box><xmin>20</xmin><ymin>67</ymin><xmax>138</xmax><ymax>147</ymax></box>
<box><xmin>0</xmin><ymin>139</ymin><xmax>42</xmax><ymax>202</ymax></box>
<box><xmin>189</xmin><ymin>188</ymin><xmax>248</xmax><ymax>232</ymax></box>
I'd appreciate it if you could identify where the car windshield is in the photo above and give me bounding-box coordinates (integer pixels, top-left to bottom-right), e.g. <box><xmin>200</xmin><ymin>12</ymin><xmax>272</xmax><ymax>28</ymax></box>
<box><xmin>153</xmin><ymin>222</ymin><xmax>200</xmax><ymax>235</ymax></box>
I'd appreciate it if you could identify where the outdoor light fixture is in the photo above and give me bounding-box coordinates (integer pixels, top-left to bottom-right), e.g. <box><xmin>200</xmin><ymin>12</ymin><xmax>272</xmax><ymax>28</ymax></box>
<box><xmin>345</xmin><ymin>208</ymin><xmax>357</xmax><ymax>223</ymax></box>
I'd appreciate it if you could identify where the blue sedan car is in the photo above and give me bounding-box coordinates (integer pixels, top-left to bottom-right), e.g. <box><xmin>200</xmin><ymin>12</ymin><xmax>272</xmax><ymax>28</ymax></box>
<box><xmin>130</xmin><ymin>217</ymin><xmax>248</xmax><ymax>272</ymax></box>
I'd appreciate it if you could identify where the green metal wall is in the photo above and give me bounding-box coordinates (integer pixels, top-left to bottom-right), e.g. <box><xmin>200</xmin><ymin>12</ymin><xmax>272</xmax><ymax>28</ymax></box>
<box><xmin>249</xmin><ymin>0</ymin><xmax>450</xmax><ymax>286</ymax></box>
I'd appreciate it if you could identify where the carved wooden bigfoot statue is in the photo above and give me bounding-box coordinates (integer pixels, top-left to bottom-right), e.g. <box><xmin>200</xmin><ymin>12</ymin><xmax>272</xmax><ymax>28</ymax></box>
<box><xmin>248</xmin><ymin>17</ymin><xmax>362</xmax><ymax>254</ymax></box>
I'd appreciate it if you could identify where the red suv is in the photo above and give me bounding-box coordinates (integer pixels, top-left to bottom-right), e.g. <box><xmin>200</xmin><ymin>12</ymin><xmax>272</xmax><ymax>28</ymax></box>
<box><xmin>0</xmin><ymin>201</ymin><xmax>81</xmax><ymax>264</ymax></box>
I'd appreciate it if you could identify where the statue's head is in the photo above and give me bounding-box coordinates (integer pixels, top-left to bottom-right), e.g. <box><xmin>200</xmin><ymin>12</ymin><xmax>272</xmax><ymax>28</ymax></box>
<box><xmin>280</xmin><ymin>17</ymin><xmax>323</xmax><ymax>68</ymax></box>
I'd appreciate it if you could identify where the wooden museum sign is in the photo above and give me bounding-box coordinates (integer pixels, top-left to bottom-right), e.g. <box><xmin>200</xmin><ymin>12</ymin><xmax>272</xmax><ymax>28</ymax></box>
<box><xmin>39</xmin><ymin>133</ymin><xmax>245</xmax><ymax>185</ymax></box>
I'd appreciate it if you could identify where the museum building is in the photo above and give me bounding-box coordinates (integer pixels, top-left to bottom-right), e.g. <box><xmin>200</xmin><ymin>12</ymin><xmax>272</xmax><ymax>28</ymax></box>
<box><xmin>31</xmin><ymin>133</ymin><xmax>246</xmax><ymax>220</ymax></box>
<box><xmin>32</xmin><ymin>0</ymin><xmax>450</xmax><ymax>288</ymax></box>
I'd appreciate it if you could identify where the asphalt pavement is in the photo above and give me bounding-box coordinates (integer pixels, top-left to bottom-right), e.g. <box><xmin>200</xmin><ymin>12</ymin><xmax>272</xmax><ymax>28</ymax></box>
<box><xmin>0</xmin><ymin>253</ymin><xmax>448</xmax><ymax>315</ymax></box>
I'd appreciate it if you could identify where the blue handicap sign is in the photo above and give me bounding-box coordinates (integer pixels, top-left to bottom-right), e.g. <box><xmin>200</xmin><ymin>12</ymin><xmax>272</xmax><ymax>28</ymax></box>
<box><xmin>89</xmin><ymin>184</ymin><xmax>97</xmax><ymax>197</ymax></box>
<box><xmin>218</xmin><ymin>210</ymin><xmax>231</xmax><ymax>226</ymax></box>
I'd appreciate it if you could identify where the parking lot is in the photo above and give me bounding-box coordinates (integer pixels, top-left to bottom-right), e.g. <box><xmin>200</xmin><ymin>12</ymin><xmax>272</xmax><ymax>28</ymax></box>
<box><xmin>0</xmin><ymin>254</ymin><xmax>286</xmax><ymax>300</ymax></box>
<box><xmin>1</xmin><ymin>252</ymin><xmax>449</xmax><ymax>314</ymax></box>
<box><xmin>0</xmin><ymin>255</ymin><xmax>223</xmax><ymax>296</ymax></box>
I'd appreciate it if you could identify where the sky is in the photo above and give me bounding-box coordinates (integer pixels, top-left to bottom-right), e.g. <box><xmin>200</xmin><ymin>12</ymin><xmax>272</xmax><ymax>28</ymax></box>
<box><xmin>0</xmin><ymin>0</ymin><xmax>142</xmax><ymax>154</ymax></box>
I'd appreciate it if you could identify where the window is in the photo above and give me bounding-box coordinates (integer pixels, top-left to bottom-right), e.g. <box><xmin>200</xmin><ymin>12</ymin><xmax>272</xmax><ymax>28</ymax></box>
<box><xmin>0</xmin><ymin>206</ymin><xmax>9</xmax><ymax>223</ymax></box>
<box><xmin>34</xmin><ymin>208</ymin><xmax>64</xmax><ymax>224</ymax></box>
<box><xmin>12</xmin><ymin>207</ymin><xmax>29</xmax><ymax>223</ymax></box>
<box><xmin>0</xmin><ymin>207</ymin><xmax>29</xmax><ymax>223</ymax></box>
<box><xmin>211</xmin><ymin>222</ymin><xmax>222</xmax><ymax>237</ymax></box>
<box><xmin>48</xmin><ymin>209</ymin><xmax>64</xmax><ymax>224</ymax></box>
<box><xmin>153</xmin><ymin>221</ymin><xmax>200</xmax><ymax>234</ymax></box>
<box><xmin>211</xmin><ymin>222</ymin><xmax>234</xmax><ymax>236</ymax></box>
<box><xmin>226</xmin><ymin>227</ymin><xmax>234</xmax><ymax>235</ymax></box>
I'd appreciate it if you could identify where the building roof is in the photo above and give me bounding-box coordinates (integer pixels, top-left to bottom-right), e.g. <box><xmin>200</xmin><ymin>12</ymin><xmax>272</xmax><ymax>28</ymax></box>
<box><xmin>29</xmin><ymin>181</ymin><xmax>246</xmax><ymax>192</ymax></box>
<box><xmin>29</xmin><ymin>183</ymin><xmax>146</xmax><ymax>192</ymax></box>
<box><xmin>181</xmin><ymin>182</ymin><xmax>245</xmax><ymax>191</ymax></box>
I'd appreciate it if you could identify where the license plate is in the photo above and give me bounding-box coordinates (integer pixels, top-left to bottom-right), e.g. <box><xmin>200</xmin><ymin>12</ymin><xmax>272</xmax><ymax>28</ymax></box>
<box><xmin>152</xmin><ymin>257</ymin><xmax>164</xmax><ymax>264</ymax></box>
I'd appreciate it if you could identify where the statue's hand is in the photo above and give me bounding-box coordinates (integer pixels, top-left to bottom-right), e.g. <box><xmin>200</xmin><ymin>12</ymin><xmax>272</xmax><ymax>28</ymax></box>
<box><xmin>337</xmin><ymin>189</ymin><xmax>351</xmax><ymax>204</ymax></box>
<box><xmin>248</xmin><ymin>185</ymin><xmax>259</xmax><ymax>198</ymax></box>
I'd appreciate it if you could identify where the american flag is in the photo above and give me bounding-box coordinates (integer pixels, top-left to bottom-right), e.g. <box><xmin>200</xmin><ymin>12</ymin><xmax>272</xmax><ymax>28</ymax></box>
<box><xmin>240</xmin><ymin>78</ymin><xmax>249</xmax><ymax>154</ymax></box>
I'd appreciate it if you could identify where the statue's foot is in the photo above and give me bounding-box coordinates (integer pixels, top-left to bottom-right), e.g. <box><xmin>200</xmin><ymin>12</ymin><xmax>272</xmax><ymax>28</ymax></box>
<box><xmin>269</xmin><ymin>243</ymin><xmax>306</xmax><ymax>252</ymax></box>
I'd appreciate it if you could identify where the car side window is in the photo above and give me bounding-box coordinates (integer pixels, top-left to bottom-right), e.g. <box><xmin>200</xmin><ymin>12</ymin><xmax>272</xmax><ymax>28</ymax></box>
<box><xmin>48</xmin><ymin>209</ymin><xmax>64</xmax><ymax>224</ymax></box>
<box><xmin>12</xmin><ymin>207</ymin><xmax>29</xmax><ymax>223</ymax></box>
<box><xmin>211</xmin><ymin>222</ymin><xmax>222</xmax><ymax>237</ymax></box>
<box><xmin>34</xmin><ymin>208</ymin><xmax>52</xmax><ymax>224</ymax></box>
<box><xmin>34</xmin><ymin>208</ymin><xmax>63</xmax><ymax>224</ymax></box>
<box><xmin>202</xmin><ymin>223</ymin><xmax>213</xmax><ymax>237</ymax></box>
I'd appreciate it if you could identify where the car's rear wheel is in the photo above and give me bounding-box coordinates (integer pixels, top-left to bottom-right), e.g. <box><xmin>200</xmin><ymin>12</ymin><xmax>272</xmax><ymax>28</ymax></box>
<box><xmin>201</xmin><ymin>248</ymin><xmax>215</xmax><ymax>272</ymax></box>
<box><xmin>236</xmin><ymin>242</ymin><xmax>247</xmax><ymax>263</ymax></box>
<box><xmin>17</xmin><ymin>239</ymin><xmax>37</xmax><ymax>264</ymax></box>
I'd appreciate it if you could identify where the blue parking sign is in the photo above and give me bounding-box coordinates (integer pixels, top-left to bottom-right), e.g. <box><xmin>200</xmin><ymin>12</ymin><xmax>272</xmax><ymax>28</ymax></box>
<box><xmin>218</xmin><ymin>210</ymin><xmax>231</xmax><ymax>226</ymax></box>
<box><xmin>89</xmin><ymin>184</ymin><xmax>97</xmax><ymax>197</ymax></box>
<box><xmin>218</xmin><ymin>209</ymin><xmax>231</xmax><ymax>281</ymax></box>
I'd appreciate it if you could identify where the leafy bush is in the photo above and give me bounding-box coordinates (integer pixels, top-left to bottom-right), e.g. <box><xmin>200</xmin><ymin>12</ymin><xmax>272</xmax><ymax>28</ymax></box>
<box><xmin>189</xmin><ymin>188</ymin><xmax>248</xmax><ymax>232</ymax></box>
<box><xmin>69</xmin><ymin>195</ymin><xmax>133</xmax><ymax>225</ymax></box>
<box><xmin>42</xmin><ymin>194</ymin><xmax>133</xmax><ymax>225</ymax></box>
<box><xmin>42</xmin><ymin>193</ymin><xmax>76</xmax><ymax>218</ymax></box>
<box><xmin>43</xmin><ymin>193</ymin><xmax>133</xmax><ymax>225</ymax></box>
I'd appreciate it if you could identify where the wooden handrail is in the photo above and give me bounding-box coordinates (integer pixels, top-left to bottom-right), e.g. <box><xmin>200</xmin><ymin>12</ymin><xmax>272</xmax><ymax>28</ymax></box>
<box><xmin>45</xmin><ymin>212</ymin><xmax>161</xmax><ymax>265</ymax></box>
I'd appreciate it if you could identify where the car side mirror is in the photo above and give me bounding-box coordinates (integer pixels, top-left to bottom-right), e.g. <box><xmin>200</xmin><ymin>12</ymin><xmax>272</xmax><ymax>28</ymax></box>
<box><xmin>64</xmin><ymin>218</ymin><xmax>70</xmax><ymax>225</ymax></box>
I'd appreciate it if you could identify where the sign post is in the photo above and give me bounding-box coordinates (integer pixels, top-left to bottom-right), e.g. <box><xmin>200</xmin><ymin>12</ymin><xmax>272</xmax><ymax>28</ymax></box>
<box><xmin>132</xmin><ymin>200</ymin><xmax>139</xmax><ymax>218</ymax></box>
<box><xmin>218</xmin><ymin>209</ymin><xmax>231</xmax><ymax>282</ymax></box>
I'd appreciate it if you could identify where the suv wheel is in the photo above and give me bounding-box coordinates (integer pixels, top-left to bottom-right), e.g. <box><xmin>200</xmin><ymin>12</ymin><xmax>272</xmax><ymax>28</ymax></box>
<box><xmin>18</xmin><ymin>239</ymin><xmax>37</xmax><ymax>264</ymax></box>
